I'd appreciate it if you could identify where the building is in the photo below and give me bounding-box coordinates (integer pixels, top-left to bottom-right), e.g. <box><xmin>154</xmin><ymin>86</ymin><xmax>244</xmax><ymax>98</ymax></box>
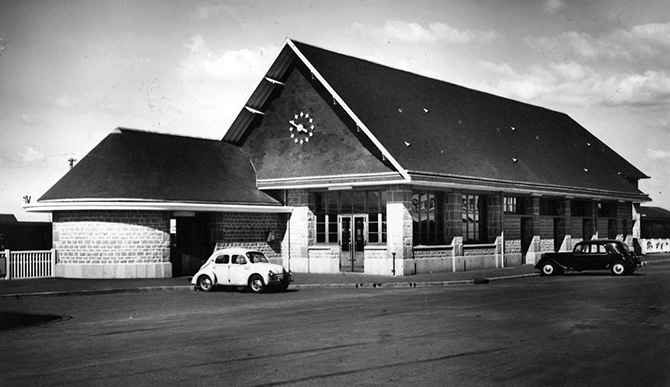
<box><xmin>0</xmin><ymin>214</ymin><xmax>52</xmax><ymax>251</ymax></box>
<box><xmin>25</xmin><ymin>39</ymin><xmax>650</xmax><ymax>278</ymax></box>
<box><xmin>639</xmin><ymin>206</ymin><xmax>670</xmax><ymax>239</ymax></box>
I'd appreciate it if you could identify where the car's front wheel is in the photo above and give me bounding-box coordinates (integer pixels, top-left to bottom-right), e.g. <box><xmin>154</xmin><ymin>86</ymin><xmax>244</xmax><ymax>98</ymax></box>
<box><xmin>197</xmin><ymin>275</ymin><xmax>214</xmax><ymax>292</ymax></box>
<box><xmin>611</xmin><ymin>260</ymin><xmax>627</xmax><ymax>276</ymax></box>
<box><xmin>248</xmin><ymin>274</ymin><xmax>266</xmax><ymax>293</ymax></box>
<box><xmin>540</xmin><ymin>262</ymin><xmax>559</xmax><ymax>276</ymax></box>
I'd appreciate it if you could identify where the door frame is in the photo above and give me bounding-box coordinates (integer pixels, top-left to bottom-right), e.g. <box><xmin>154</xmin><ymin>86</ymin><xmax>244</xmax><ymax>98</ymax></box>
<box><xmin>338</xmin><ymin>214</ymin><xmax>368</xmax><ymax>272</ymax></box>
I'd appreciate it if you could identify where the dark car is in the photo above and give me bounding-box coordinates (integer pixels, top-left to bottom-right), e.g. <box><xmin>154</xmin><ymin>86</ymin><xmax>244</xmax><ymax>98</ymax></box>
<box><xmin>536</xmin><ymin>239</ymin><xmax>641</xmax><ymax>276</ymax></box>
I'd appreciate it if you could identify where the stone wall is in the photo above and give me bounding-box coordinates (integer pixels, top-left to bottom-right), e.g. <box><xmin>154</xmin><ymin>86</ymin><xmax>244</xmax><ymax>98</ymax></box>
<box><xmin>52</xmin><ymin>210</ymin><xmax>171</xmax><ymax>278</ymax></box>
<box><xmin>210</xmin><ymin>212</ymin><xmax>287</xmax><ymax>263</ymax></box>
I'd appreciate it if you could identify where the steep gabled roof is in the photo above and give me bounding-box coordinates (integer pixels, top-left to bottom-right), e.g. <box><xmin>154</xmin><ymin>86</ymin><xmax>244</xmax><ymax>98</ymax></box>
<box><xmin>37</xmin><ymin>128</ymin><xmax>281</xmax><ymax>207</ymax></box>
<box><xmin>225</xmin><ymin>39</ymin><xmax>648</xmax><ymax>200</ymax></box>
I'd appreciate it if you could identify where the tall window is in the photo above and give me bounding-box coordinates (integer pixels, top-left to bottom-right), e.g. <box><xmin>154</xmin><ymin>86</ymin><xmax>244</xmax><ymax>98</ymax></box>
<box><xmin>315</xmin><ymin>192</ymin><xmax>338</xmax><ymax>243</ymax></box>
<box><xmin>504</xmin><ymin>196</ymin><xmax>517</xmax><ymax>213</ymax></box>
<box><xmin>314</xmin><ymin>190</ymin><xmax>386</xmax><ymax>244</ymax></box>
<box><xmin>462</xmin><ymin>194</ymin><xmax>480</xmax><ymax>242</ymax></box>
<box><xmin>411</xmin><ymin>191</ymin><xmax>444</xmax><ymax>245</ymax></box>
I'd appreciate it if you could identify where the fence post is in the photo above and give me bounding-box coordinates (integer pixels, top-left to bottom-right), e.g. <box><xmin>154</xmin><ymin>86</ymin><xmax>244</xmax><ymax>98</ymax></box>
<box><xmin>51</xmin><ymin>249</ymin><xmax>57</xmax><ymax>278</ymax></box>
<box><xmin>4</xmin><ymin>249</ymin><xmax>10</xmax><ymax>280</ymax></box>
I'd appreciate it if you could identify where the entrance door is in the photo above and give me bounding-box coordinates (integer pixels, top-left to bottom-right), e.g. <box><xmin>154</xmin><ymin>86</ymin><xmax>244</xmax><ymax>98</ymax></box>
<box><xmin>339</xmin><ymin>215</ymin><xmax>367</xmax><ymax>272</ymax></box>
<box><xmin>554</xmin><ymin>218</ymin><xmax>566</xmax><ymax>252</ymax></box>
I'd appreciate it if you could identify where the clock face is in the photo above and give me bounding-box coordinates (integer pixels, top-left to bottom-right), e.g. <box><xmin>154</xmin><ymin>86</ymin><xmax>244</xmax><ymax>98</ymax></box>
<box><xmin>288</xmin><ymin>111</ymin><xmax>315</xmax><ymax>144</ymax></box>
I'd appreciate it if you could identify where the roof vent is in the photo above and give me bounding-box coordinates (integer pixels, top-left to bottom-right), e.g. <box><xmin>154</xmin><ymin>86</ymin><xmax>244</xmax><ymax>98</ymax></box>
<box><xmin>586</xmin><ymin>142</ymin><xmax>591</xmax><ymax>147</ymax></box>
<box><xmin>398</xmin><ymin>108</ymin><xmax>403</xmax><ymax>113</ymax></box>
<box><xmin>583</xmin><ymin>168</ymin><xmax>589</xmax><ymax>173</ymax></box>
<box><xmin>404</xmin><ymin>141</ymin><xmax>411</xmax><ymax>147</ymax></box>
<box><xmin>423</xmin><ymin>108</ymin><xmax>429</xmax><ymax>114</ymax></box>
<box><xmin>511</xmin><ymin>126</ymin><xmax>516</xmax><ymax>131</ymax></box>
<box><xmin>512</xmin><ymin>157</ymin><xmax>518</xmax><ymax>163</ymax></box>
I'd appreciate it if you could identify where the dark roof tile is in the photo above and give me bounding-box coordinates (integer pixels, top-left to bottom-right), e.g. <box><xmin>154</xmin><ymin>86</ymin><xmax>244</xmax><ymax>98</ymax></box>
<box><xmin>39</xmin><ymin>128</ymin><xmax>280</xmax><ymax>206</ymax></box>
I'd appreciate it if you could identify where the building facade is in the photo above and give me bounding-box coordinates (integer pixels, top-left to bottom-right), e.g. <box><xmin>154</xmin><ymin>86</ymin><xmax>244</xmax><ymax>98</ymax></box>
<box><xmin>26</xmin><ymin>39</ymin><xmax>649</xmax><ymax>278</ymax></box>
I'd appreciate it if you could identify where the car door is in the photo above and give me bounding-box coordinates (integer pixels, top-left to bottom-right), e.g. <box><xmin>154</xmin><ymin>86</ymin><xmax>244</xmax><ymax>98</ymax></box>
<box><xmin>211</xmin><ymin>254</ymin><xmax>230</xmax><ymax>284</ymax></box>
<box><xmin>228</xmin><ymin>254</ymin><xmax>251</xmax><ymax>286</ymax></box>
<box><xmin>584</xmin><ymin>244</ymin><xmax>608</xmax><ymax>270</ymax></box>
<box><xmin>571</xmin><ymin>243</ymin><xmax>594</xmax><ymax>271</ymax></box>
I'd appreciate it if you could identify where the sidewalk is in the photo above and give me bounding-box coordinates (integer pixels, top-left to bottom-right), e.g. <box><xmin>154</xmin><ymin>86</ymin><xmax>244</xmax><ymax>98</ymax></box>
<box><xmin>2</xmin><ymin>255</ymin><xmax>669</xmax><ymax>298</ymax></box>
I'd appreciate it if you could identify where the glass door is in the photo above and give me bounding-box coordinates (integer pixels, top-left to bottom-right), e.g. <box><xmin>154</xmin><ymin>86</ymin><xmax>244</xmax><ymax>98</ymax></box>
<box><xmin>339</xmin><ymin>214</ymin><xmax>367</xmax><ymax>272</ymax></box>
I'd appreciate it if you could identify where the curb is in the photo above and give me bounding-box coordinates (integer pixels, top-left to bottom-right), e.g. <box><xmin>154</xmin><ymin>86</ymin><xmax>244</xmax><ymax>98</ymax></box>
<box><xmin>0</xmin><ymin>273</ymin><xmax>542</xmax><ymax>298</ymax></box>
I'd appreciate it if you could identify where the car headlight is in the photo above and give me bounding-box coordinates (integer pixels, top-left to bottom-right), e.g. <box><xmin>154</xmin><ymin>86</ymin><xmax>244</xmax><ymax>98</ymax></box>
<box><xmin>268</xmin><ymin>270</ymin><xmax>276</xmax><ymax>278</ymax></box>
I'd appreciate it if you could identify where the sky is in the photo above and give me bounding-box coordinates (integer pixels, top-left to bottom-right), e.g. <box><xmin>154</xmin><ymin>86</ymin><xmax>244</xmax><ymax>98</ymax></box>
<box><xmin>1</xmin><ymin>0</ymin><xmax>669</xmax><ymax>221</ymax></box>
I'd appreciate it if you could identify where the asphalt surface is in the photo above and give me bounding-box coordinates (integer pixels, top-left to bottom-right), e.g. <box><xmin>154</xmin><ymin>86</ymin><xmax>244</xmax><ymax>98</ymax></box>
<box><xmin>1</xmin><ymin>254</ymin><xmax>669</xmax><ymax>298</ymax></box>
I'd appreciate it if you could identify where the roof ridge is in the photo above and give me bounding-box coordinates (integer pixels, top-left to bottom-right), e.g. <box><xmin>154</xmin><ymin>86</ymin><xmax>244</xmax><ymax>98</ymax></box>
<box><xmin>114</xmin><ymin>127</ymin><xmax>221</xmax><ymax>141</ymax></box>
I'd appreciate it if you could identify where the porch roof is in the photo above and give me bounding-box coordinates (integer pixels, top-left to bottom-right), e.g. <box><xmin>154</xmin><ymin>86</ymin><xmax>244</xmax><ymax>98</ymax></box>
<box><xmin>33</xmin><ymin>128</ymin><xmax>283</xmax><ymax>209</ymax></box>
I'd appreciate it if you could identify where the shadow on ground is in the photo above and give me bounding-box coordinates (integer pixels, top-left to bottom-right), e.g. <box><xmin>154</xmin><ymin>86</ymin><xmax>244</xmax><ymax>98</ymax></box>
<box><xmin>0</xmin><ymin>312</ymin><xmax>70</xmax><ymax>331</ymax></box>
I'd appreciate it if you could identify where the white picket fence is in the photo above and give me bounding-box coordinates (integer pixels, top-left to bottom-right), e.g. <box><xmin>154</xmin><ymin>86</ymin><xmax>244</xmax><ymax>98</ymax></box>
<box><xmin>0</xmin><ymin>249</ymin><xmax>56</xmax><ymax>280</ymax></box>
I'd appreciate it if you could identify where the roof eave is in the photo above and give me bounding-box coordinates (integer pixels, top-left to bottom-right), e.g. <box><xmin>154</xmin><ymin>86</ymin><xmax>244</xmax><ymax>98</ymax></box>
<box><xmin>24</xmin><ymin>200</ymin><xmax>293</xmax><ymax>214</ymax></box>
<box><xmin>407</xmin><ymin>171</ymin><xmax>651</xmax><ymax>202</ymax></box>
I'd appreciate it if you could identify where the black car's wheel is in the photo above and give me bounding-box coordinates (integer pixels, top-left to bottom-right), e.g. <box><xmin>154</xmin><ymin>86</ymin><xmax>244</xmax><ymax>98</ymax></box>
<box><xmin>540</xmin><ymin>262</ymin><xmax>559</xmax><ymax>276</ymax></box>
<box><xmin>611</xmin><ymin>260</ymin><xmax>627</xmax><ymax>276</ymax></box>
<box><xmin>198</xmin><ymin>275</ymin><xmax>214</xmax><ymax>292</ymax></box>
<box><xmin>248</xmin><ymin>274</ymin><xmax>266</xmax><ymax>293</ymax></box>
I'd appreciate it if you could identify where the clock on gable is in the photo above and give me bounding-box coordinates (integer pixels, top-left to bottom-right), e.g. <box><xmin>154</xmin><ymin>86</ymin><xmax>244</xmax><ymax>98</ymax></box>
<box><xmin>288</xmin><ymin>111</ymin><xmax>315</xmax><ymax>144</ymax></box>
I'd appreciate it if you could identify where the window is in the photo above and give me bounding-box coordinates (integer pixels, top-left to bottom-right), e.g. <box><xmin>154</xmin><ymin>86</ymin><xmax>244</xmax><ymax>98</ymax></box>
<box><xmin>315</xmin><ymin>192</ymin><xmax>338</xmax><ymax>243</ymax></box>
<box><xmin>504</xmin><ymin>197</ymin><xmax>517</xmax><ymax>213</ymax></box>
<box><xmin>314</xmin><ymin>190</ymin><xmax>386</xmax><ymax>244</ymax></box>
<box><xmin>232</xmin><ymin>255</ymin><xmax>246</xmax><ymax>264</ymax></box>
<box><xmin>366</xmin><ymin>191</ymin><xmax>386</xmax><ymax>243</ymax></box>
<box><xmin>598</xmin><ymin>202</ymin><xmax>617</xmax><ymax>218</ymax></box>
<box><xmin>571</xmin><ymin>200</ymin><xmax>590</xmax><ymax>217</ymax></box>
<box><xmin>462</xmin><ymin>194</ymin><xmax>481</xmax><ymax>242</ymax></box>
<box><xmin>215</xmin><ymin>255</ymin><xmax>229</xmax><ymax>264</ymax></box>
<box><xmin>411</xmin><ymin>191</ymin><xmax>444</xmax><ymax>245</ymax></box>
<box><xmin>540</xmin><ymin>198</ymin><xmax>560</xmax><ymax>216</ymax></box>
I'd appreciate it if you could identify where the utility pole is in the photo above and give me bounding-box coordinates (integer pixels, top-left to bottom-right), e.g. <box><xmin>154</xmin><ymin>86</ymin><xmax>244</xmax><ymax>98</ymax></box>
<box><xmin>68</xmin><ymin>158</ymin><xmax>77</xmax><ymax>169</ymax></box>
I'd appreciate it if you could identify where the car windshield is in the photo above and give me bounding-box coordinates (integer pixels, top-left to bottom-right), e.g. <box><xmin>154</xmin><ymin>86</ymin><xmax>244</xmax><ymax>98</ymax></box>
<box><xmin>247</xmin><ymin>252</ymin><xmax>269</xmax><ymax>264</ymax></box>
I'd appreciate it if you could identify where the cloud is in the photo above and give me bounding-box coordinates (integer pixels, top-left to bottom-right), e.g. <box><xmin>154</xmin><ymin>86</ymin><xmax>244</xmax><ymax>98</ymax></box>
<box><xmin>489</xmin><ymin>22</ymin><xmax>670</xmax><ymax>109</ymax></box>
<box><xmin>529</xmin><ymin>22</ymin><xmax>670</xmax><ymax>66</ymax></box>
<box><xmin>195</xmin><ymin>3</ymin><xmax>244</xmax><ymax>24</ymax></box>
<box><xmin>647</xmin><ymin>149</ymin><xmax>670</xmax><ymax>160</ymax></box>
<box><xmin>544</xmin><ymin>0</ymin><xmax>565</xmax><ymax>14</ymax></box>
<box><xmin>20</xmin><ymin>113</ymin><xmax>34</xmax><ymax>125</ymax></box>
<box><xmin>603</xmin><ymin>71</ymin><xmax>670</xmax><ymax>107</ymax></box>
<box><xmin>479</xmin><ymin>59</ymin><xmax>670</xmax><ymax>108</ymax></box>
<box><xmin>180</xmin><ymin>36</ymin><xmax>277</xmax><ymax>81</ymax></box>
<box><xmin>5</xmin><ymin>146</ymin><xmax>47</xmax><ymax>166</ymax></box>
<box><xmin>55</xmin><ymin>94</ymin><xmax>76</xmax><ymax>107</ymax></box>
<box><xmin>353</xmin><ymin>21</ymin><xmax>498</xmax><ymax>44</ymax></box>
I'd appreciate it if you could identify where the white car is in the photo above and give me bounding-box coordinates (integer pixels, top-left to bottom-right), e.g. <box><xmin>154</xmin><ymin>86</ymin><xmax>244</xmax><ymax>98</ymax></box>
<box><xmin>191</xmin><ymin>248</ymin><xmax>292</xmax><ymax>293</ymax></box>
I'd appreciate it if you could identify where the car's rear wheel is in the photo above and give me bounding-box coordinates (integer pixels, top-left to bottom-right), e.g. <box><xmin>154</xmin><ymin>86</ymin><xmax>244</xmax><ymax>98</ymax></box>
<box><xmin>198</xmin><ymin>275</ymin><xmax>214</xmax><ymax>292</ymax></box>
<box><xmin>611</xmin><ymin>260</ymin><xmax>627</xmax><ymax>276</ymax></box>
<box><xmin>540</xmin><ymin>262</ymin><xmax>559</xmax><ymax>276</ymax></box>
<box><xmin>248</xmin><ymin>274</ymin><xmax>266</xmax><ymax>293</ymax></box>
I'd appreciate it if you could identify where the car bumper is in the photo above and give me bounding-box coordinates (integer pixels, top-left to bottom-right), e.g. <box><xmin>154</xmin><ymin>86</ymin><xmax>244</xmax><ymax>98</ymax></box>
<box><xmin>268</xmin><ymin>272</ymin><xmax>292</xmax><ymax>285</ymax></box>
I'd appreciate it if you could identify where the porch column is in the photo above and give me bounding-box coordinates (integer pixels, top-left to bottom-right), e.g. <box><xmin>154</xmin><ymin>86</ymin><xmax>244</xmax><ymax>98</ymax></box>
<box><xmin>285</xmin><ymin>189</ymin><xmax>313</xmax><ymax>272</ymax></box>
<box><xmin>386</xmin><ymin>185</ymin><xmax>414</xmax><ymax>275</ymax></box>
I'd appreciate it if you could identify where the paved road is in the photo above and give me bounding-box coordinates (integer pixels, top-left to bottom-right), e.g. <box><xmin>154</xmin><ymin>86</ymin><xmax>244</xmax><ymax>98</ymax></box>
<box><xmin>1</xmin><ymin>265</ymin><xmax>669</xmax><ymax>386</ymax></box>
